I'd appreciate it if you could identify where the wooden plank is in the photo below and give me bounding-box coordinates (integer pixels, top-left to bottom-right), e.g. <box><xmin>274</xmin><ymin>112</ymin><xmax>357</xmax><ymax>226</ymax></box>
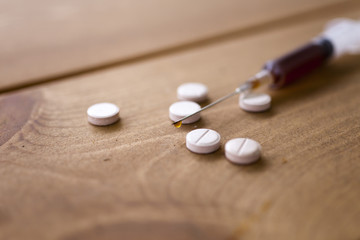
<box><xmin>1</xmin><ymin>7</ymin><xmax>360</xmax><ymax>240</ymax></box>
<box><xmin>0</xmin><ymin>0</ymin><xmax>354</xmax><ymax>92</ymax></box>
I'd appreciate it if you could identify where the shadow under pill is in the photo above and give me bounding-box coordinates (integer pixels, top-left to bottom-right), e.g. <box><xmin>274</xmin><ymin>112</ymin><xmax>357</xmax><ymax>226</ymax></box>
<box><xmin>88</xmin><ymin>119</ymin><xmax>122</xmax><ymax>133</ymax></box>
<box><xmin>241</xmin><ymin>108</ymin><xmax>276</xmax><ymax>120</ymax></box>
<box><xmin>176</xmin><ymin>118</ymin><xmax>209</xmax><ymax>131</ymax></box>
<box><xmin>228</xmin><ymin>156</ymin><xmax>267</xmax><ymax>173</ymax></box>
<box><xmin>203</xmin><ymin>147</ymin><xmax>225</xmax><ymax>161</ymax></box>
<box><xmin>187</xmin><ymin>146</ymin><xmax>224</xmax><ymax>162</ymax></box>
<box><xmin>199</xmin><ymin>99</ymin><xmax>211</xmax><ymax>107</ymax></box>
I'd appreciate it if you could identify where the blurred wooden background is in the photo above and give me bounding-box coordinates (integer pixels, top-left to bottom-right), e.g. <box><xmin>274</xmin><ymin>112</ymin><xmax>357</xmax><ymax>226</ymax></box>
<box><xmin>0</xmin><ymin>0</ymin><xmax>359</xmax><ymax>239</ymax></box>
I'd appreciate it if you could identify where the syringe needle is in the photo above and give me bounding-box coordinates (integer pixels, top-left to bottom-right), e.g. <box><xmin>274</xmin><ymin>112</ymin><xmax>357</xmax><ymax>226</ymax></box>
<box><xmin>172</xmin><ymin>82</ymin><xmax>252</xmax><ymax>127</ymax></box>
<box><xmin>172</xmin><ymin>70</ymin><xmax>273</xmax><ymax>127</ymax></box>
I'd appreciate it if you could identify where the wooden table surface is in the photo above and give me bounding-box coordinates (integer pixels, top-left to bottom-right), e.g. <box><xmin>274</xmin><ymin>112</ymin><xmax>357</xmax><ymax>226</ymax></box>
<box><xmin>1</xmin><ymin>1</ymin><xmax>359</xmax><ymax>239</ymax></box>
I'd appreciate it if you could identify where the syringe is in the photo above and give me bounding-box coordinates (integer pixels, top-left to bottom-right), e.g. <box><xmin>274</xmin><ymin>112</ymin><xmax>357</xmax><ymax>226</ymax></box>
<box><xmin>172</xmin><ymin>18</ymin><xmax>360</xmax><ymax>128</ymax></box>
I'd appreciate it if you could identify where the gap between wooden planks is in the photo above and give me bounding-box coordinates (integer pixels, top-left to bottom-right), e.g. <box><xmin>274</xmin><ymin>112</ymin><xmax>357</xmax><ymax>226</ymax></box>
<box><xmin>1</xmin><ymin>4</ymin><xmax>360</xmax><ymax>240</ymax></box>
<box><xmin>0</xmin><ymin>0</ymin><xmax>358</xmax><ymax>93</ymax></box>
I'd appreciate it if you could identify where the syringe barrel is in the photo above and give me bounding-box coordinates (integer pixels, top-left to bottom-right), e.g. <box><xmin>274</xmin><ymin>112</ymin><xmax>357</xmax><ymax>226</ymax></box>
<box><xmin>264</xmin><ymin>38</ymin><xmax>334</xmax><ymax>88</ymax></box>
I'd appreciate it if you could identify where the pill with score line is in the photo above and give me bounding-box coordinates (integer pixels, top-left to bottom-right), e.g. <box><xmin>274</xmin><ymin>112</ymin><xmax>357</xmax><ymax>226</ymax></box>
<box><xmin>87</xmin><ymin>102</ymin><xmax>120</xmax><ymax>126</ymax></box>
<box><xmin>186</xmin><ymin>128</ymin><xmax>221</xmax><ymax>154</ymax></box>
<box><xmin>239</xmin><ymin>93</ymin><xmax>271</xmax><ymax>112</ymax></box>
<box><xmin>177</xmin><ymin>82</ymin><xmax>208</xmax><ymax>103</ymax></box>
<box><xmin>225</xmin><ymin>138</ymin><xmax>261</xmax><ymax>164</ymax></box>
<box><xmin>169</xmin><ymin>101</ymin><xmax>201</xmax><ymax>124</ymax></box>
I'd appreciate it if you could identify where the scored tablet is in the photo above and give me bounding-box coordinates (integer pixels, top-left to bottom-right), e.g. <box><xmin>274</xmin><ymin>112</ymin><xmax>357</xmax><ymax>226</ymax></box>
<box><xmin>186</xmin><ymin>128</ymin><xmax>221</xmax><ymax>154</ymax></box>
<box><xmin>225</xmin><ymin>138</ymin><xmax>261</xmax><ymax>164</ymax></box>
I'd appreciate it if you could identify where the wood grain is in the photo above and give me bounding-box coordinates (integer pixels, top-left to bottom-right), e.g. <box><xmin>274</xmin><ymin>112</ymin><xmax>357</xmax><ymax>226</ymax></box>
<box><xmin>1</xmin><ymin>5</ymin><xmax>360</xmax><ymax>240</ymax></box>
<box><xmin>0</xmin><ymin>0</ymin><xmax>355</xmax><ymax>92</ymax></box>
<box><xmin>0</xmin><ymin>91</ymin><xmax>41</xmax><ymax>145</ymax></box>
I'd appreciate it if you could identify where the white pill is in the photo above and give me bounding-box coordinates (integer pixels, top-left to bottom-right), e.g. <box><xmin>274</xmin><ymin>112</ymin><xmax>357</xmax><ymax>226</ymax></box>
<box><xmin>177</xmin><ymin>82</ymin><xmax>208</xmax><ymax>102</ymax></box>
<box><xmin>225</xmin><ymin>138</ymin><xmax>261</xmax><ymax>164</ymax></box>
<box><xmin>239</xmin><ymin>93</ymin><xmax>271</xmax><ymax>112</ymax></box>
<box><xmin>87</xmin><ymin>102</ymin><xmax>120</xmax><ymax>126</ymax></box>
<box><xmin>186</xmin><ymin>129</ymin><xmax>221</xmax><ymax>154</ymax></box>
<box><xmin>169</xmin><ymin>101</ymin><xmax>201</xmax><ymax>124</ymax></box>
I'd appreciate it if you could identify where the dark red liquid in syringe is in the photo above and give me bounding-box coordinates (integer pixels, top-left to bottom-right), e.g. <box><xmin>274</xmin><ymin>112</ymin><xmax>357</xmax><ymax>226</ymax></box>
<box><xmin>264</xmin><ymin>38</ymin><xmax>334</xmax><ymax>88</ymax></box>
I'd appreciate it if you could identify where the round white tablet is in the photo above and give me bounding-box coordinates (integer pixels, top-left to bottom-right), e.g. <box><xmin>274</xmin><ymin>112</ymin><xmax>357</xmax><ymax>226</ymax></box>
<box><xmin>186</xmin><ymin>129</ymin><xmax>221</xmax><ymax>154</ymax></box>
<box><xmin>177</xmin><ymin>83</ymin><xmax>208</xmax><ymax>102</ymax></box>
<box><xmin>239</xmin><ymin>93</ymin><xmax>271</xmax><ymax>112</ymax></box>
<box><xmin>225</xmin><ymin>138</ymin><xmax>261</xmax><ymax>164</ymax></box>
<box><xmin>169</xmin><ymin>101</ymin><xmax>201</xmax><ymax>124</ymax></box>
<box><xmin>87</xmin><ymin>102</ymin><xmax>120</xmax><ymax>126</ymax></box>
